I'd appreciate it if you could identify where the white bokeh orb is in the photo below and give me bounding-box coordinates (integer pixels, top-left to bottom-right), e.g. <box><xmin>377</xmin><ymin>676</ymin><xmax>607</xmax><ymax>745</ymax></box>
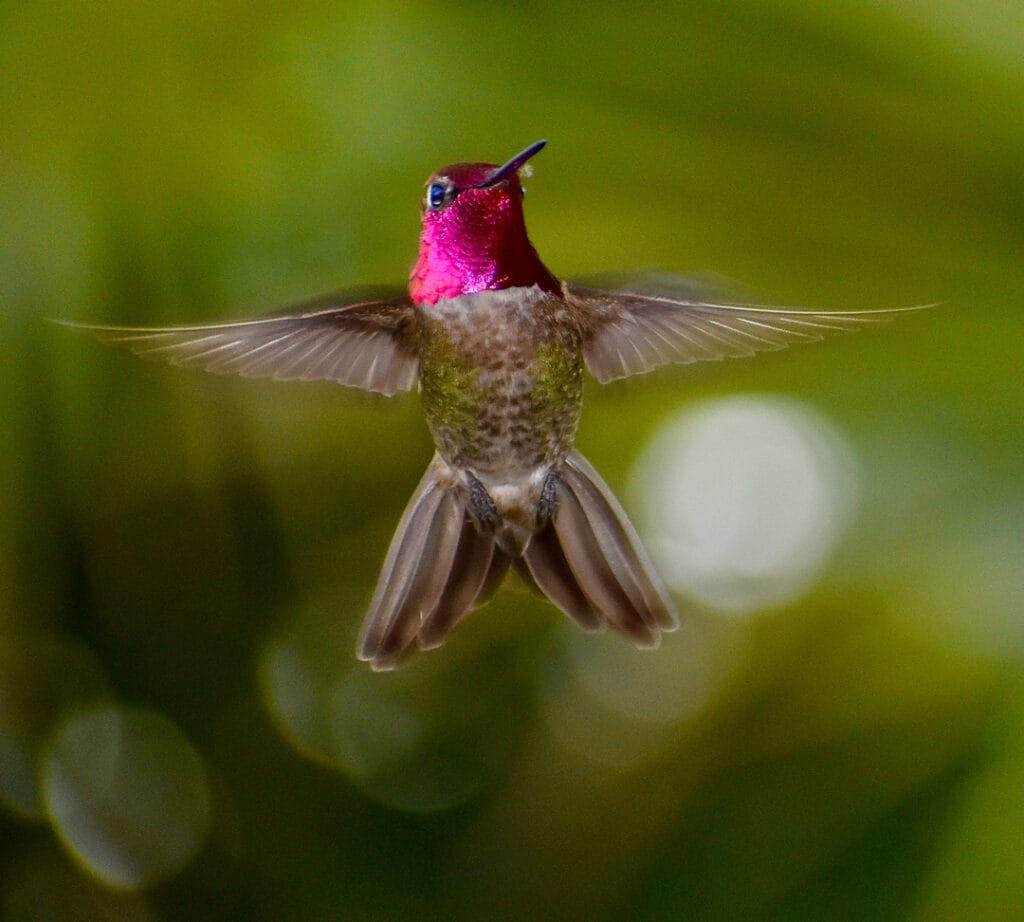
<box><xmin>631</xmin><ymin>394</ymin><xmax>859</xmax><ymax>615</ymax></box>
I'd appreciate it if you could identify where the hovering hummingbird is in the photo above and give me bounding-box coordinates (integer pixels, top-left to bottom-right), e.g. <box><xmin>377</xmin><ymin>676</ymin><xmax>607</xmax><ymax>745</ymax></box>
<box><xmin>68</xmin><ymin>140</ymin><xmax>918</xmax><ymax>670</ymax></box>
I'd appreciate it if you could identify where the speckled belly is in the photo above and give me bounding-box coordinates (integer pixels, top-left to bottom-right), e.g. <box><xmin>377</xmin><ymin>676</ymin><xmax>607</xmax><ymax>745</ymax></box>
<box><xmin>416</xmin><ymin>286</ymin><xmax>584</xmax><ymax>484</ymax></box>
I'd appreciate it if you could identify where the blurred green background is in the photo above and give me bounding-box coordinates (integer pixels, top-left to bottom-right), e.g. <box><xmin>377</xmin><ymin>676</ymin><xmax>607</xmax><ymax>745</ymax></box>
<box><xmin>2</xmin><ymin>1</ymin><xmax>1022</xmax><ymax>919</ymax></box>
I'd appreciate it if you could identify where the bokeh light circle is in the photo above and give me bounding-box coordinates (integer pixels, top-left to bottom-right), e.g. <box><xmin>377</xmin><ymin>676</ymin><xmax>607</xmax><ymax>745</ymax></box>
<box><xmin>260</xmin><ymin>595</ymin><xmax>521</xmax><ymax>813</ymax></box>
<box><xmin>42</xmin><ymin>706</ymin><xmax>212</xmax><ymax>891</ymax></box>
<box><xmin>631</xmin><ymin>393</ymin><xmax>859</xmax><ymax>615</ymax></box>
<box><xmin>0</xmin><ymin>633</ymin><xmax>112</xmax><ymax>819</ymax></box>
<box><xmin>540</xmin><ymin>617</ymin><xmax>748</xmax><ymax>770</ymax></box>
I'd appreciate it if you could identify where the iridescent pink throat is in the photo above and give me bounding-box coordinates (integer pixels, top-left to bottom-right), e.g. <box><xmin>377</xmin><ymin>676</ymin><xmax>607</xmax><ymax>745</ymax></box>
<box><xmin>409</xmin><ymin>186</ymin><xmax>560</xmax><ymax>306</ymax></box>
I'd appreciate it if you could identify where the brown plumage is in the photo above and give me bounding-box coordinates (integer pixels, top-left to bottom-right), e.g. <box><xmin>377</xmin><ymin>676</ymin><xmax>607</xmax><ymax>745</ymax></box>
<box><xmin>61</xmin><ymin>141</ymin><xmax>926</xmax><ymax>669</ymax></box>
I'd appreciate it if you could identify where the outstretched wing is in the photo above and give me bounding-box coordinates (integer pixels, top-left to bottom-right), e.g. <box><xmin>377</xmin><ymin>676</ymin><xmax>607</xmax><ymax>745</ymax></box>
<box><xmin>60</xmin><ymin>288</ymin><xmax>420</xmax><ymax>396</ymax></box>
<box><xmin>565</xmin><ymin>279</ymin><xmax>929</xmax><ymax>384</ymax></box>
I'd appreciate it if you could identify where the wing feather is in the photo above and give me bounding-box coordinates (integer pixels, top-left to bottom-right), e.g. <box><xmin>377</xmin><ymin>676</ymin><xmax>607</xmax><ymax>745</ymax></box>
<box><xmin>59</xmin><ymin>289</ymin><xmax>420</xmax><ymax>396</ymax></box>
<box><xmin>565</xmin><ymin>280</ymin><xmax>929</xmax><ymax>383</ymax></box>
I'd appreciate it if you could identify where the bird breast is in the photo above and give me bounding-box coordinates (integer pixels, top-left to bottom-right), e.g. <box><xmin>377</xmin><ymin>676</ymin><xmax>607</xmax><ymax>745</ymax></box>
<box><xmin>415</xmin><ymin>285</ymin><xmax>584</xmax><ymax>486</ymax></box>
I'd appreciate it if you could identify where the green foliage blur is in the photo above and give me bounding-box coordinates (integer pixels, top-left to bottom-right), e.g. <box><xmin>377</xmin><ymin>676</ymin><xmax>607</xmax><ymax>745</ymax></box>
<box><xmin>2</xmin><ymin>1</ymin><xmax>1022</xmax><ymax>919</ymax></box>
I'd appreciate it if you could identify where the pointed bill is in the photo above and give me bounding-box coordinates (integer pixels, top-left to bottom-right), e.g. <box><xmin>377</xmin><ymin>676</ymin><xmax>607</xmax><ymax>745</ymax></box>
<box><xmin>475</xmin><ymin>140</ymin><xmax>547</xmax><ymax>188</ymax></box>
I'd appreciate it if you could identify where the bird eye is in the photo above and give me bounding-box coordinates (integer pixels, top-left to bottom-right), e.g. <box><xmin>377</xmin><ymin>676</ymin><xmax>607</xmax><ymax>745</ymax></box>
<box><xmin>426</xmin><ymin>181</ymin><xmax>452</xmax><ymax>211</ymax></box>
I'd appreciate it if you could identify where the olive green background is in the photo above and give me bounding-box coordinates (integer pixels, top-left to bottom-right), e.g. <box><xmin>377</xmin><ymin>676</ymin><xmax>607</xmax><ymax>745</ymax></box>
<box><xmin>2</xmin><ymin>1</ymin><xmax>1022</xmax><ymax>919</ymax></box>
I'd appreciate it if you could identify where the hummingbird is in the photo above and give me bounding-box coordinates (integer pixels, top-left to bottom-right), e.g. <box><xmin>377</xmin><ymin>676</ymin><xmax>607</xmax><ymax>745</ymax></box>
<box><xmin>67</xmin><ymin>140</ymin><xmax>918</xmax><ymax>670</ymax></box>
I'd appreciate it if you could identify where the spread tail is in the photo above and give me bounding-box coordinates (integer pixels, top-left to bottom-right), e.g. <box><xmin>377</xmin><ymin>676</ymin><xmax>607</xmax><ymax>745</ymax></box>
<box><xmin>357</xmin><ymin>451</ymin><xmax>679</xmax><ymax>670</ymax></box>
<box><xmin>357</xmin><ymin>455</ymin><xmax>496</xmax><ymax>671</ymax></box>
<box><xmin>523</xmin><ymin>451</ymin><xmax>679</xmax><ymax>647</ymax></box>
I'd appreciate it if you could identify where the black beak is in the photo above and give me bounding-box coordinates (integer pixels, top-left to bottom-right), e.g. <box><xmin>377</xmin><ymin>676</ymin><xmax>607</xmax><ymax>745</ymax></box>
<box><xmin>475</xmin><ymin>140</ymin><xmax>547</xmax><ymax>188</ymax></box>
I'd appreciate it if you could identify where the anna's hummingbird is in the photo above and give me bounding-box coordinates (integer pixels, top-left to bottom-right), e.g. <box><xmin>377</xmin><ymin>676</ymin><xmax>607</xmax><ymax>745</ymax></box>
<box><xmin>69</xmin><ymin>140</ymin><xmax>917</xmax><ymax>670</ymax></box>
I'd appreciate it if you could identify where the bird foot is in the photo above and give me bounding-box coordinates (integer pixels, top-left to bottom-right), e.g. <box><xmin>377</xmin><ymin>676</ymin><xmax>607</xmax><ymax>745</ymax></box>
<box><xmin>536</xmin><ymin>468</ymin><xmax>561</xmax><ymax>528</ymax></box>
<box><xmin>466</xmin><ymin>471</ymin><xmax>501</xmax><ymax>532</ymax></box>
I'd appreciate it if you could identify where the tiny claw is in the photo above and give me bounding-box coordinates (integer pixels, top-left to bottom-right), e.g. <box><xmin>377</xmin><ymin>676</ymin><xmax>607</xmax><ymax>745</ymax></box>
<box><xmin>466</xmin><ymin>472</ymin><xmax>501</xmax><ymax>533</ymax></box>
<box><xmin>536</xmin><ymin>468</ymin><xmax>561</xmax><ymax>528</ymax></box>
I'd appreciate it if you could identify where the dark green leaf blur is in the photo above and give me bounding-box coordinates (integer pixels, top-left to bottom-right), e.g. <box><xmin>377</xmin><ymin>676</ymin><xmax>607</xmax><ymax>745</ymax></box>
<box><xmin>2</xmin><ymin>1</ymin><xmax>1022</xmax><ymax>919</ymax></box>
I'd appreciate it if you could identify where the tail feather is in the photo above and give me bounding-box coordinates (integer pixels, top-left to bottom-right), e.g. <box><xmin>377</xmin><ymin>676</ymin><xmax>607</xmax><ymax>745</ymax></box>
<box><xmin>417</xmin><ymin>514</ymin><xmax>495</xmax><ymax>650</ymax></box>
<box><xmin>475</xmin><ymin>550</ymin><xmax>512</xmax><ymax>609</ymax></box>
<box><xmin>357</xmin><ymin>458</ymin><xmax>465</xmax><ymax>670</ymax></box>
<box><xmin>522</xmin><ymin>524</ymin><xmax>601</xmax><ymax>632</ymax></box>
<box><xmin>561</xmin><ymin>453</ymin><xmax>679</xmax><ymax>632</ymax></box>
<box><xmin>357</xmin><ymin>450</ymin><xmax>679</xmax><ymax>669</ymax></box>
<box><xmin>551</xmin><ymin>481</ymin><xmax>659</xmax><ymax>647</ymax></box>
